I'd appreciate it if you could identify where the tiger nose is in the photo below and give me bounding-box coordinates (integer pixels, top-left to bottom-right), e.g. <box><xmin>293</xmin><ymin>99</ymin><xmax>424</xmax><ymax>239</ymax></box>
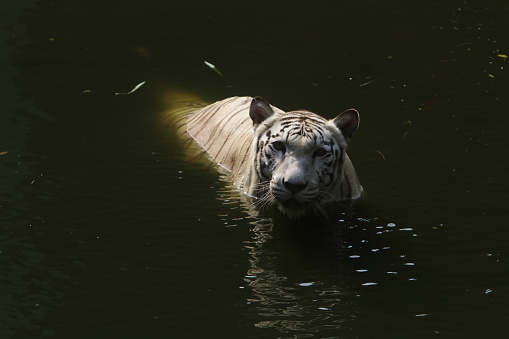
<box><xmin>283</xmin><ymin>179</ymin><xmax>308</xmax><ymax>193</ymax></box>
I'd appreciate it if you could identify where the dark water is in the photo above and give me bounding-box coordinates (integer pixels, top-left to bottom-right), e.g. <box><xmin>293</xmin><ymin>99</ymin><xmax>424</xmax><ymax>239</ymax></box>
<box><xmin>1</xmin><ymin>0</ymin><xmax>509</xmax><ymax>338</ymax></box>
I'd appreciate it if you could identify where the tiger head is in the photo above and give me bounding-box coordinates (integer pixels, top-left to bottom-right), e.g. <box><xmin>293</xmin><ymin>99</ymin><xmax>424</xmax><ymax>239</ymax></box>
<box><xmin>249</xmin><ymin>97</ymin><xmax>360</xmax><ymax>218</ymax></box>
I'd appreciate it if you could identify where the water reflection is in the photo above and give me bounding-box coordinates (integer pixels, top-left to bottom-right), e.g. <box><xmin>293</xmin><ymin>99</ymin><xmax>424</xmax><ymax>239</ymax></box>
<box><xmin>215</xmin><ymin>180</ymin><xmax>418</xmax><ymax>337</ymax></box>
<box><xmin>242</xmin><ymin>217</ymin><xmax>355</xmax><ymax>335</ymax></box>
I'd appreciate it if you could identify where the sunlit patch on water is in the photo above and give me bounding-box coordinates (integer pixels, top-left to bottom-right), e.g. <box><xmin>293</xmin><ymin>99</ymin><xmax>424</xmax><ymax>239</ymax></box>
<box><xmin>337</xmin><ymin>217</ymin><xmax>423</xmax><ymax>291</ymax></box>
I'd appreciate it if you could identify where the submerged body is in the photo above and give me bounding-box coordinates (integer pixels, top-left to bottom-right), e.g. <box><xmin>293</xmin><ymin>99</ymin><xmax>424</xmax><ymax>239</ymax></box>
<box><xmin>163</xmin><ymin>92</ymin><xmax>362</xmax><ymax>218</ymax></box>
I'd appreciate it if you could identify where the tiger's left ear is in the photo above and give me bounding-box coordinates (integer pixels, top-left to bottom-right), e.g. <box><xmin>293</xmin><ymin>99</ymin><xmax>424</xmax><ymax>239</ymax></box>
<box><xmin>332</xmin><ymin>109</ymin><xmax>359</xmax><ymax>140</ymax></box>
<box><xmin>249</xmin><ymin>97</ymin><xmax>274</xmax><ymax>128</ymax></box>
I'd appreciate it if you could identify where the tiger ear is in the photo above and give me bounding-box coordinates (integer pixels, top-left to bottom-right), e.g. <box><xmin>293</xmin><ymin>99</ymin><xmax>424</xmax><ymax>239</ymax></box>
<box><xmin>249</xmin><ymin>97</ymin><xmax>274</xmax><ymax>127</ymax></box>
<box><xmin>332</xmin><ymin>109</ymin><xmax>359</xmax><ymax>140</ymax></box>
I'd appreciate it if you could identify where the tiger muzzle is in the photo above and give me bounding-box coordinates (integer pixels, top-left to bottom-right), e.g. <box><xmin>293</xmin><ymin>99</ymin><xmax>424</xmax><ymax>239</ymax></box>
<box><xmin>283</xmin><ymin>179</ymin><xmax>308</xmax><ymax>194</ymax></box>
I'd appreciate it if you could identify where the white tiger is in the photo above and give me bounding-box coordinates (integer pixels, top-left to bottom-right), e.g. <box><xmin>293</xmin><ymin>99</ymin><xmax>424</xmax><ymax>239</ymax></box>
<box><xmin>162</xmin><ymin>91</ymin><xmax>363</xmax><ymax>218</ymax></box>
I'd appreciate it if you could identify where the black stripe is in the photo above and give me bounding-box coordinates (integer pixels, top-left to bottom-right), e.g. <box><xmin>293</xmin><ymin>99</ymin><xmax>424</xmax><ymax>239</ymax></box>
<box><xmin>206</xmin><ymin>115</ymin><xmax>250</xmax><ymax>155</ymax></box>
<box><xmin>189</xmin><ymin>97</ymin><xmax>239</xmax><ymax>128</ymax></box>
<box><xmin>200</xmin><ymin>105</ymin><xmax>249</xmax><ymax>149</ymax></box>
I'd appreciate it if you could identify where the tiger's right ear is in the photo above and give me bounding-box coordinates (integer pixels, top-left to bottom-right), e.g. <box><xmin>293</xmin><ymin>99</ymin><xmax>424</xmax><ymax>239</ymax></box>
<box><xmin>249</xmin><ymin>97</ymin><xmax>274</xmax><ymax>127</ymax></box>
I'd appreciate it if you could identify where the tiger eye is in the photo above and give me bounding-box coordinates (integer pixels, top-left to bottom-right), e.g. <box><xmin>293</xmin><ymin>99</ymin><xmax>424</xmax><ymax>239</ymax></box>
<box><xmin>314</xmin><ymin>148</ymin><xmax>327</xmax><ymax>157</ymax></box>
<box><xmin>272</xmin><ymin>141</ymin><xmax>286</xmax><ymax>152</ymax></box>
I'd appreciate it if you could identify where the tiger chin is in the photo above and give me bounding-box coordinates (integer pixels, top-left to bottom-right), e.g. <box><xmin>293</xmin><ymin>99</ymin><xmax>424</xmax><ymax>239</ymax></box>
<box><xmin>164</xmin><ymin>91</ymin><xmax>363</xmax><ymax>219</ymax></box>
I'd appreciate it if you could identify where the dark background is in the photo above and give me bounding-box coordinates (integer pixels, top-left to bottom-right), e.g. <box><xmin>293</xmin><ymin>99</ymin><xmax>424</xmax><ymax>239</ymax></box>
<box><xmin>1</xmin><ymin>0</ymin><xmax>508</xmax><ymax>338</ymax></box>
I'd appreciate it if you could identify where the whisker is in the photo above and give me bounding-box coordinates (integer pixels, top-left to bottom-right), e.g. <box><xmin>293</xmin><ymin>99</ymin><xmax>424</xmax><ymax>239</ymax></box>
<box><xmin>316</xmin><ymin>189</ymin><xmax>353</xmax><ymax>214</ymax></box>
<box><xmin>312</xmin><ymin>201</ymin><xmax>331</xmax><ymax>222</ymax></box>
<box><xmin>252</xmin><ymin>186</ymin><xmax>276</xmax><ymax>213</ymax></box>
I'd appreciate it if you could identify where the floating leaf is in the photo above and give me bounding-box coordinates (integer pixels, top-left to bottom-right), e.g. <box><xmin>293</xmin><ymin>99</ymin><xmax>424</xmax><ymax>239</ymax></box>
<box><xmin>360</xmin><ymin>79</ymin><xmax>378</xmax><ymax>87</ymax></box>
<box><xmin>204</xmin><ymin>60</ymin><xmax>224</xmax><ymax>78</ymax></box>
<box><xmin>376</xmin><ymin>150</ymin><xmax>386</xmax><ymax>160</ymax></box>
<box><xmin>115</xmin><ymin>81</ymin><xmax>146</xmax><ymax>96</ymax></box>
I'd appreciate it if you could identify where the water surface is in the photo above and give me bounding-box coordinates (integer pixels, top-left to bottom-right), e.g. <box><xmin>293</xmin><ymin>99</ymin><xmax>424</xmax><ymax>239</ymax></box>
<box><xmin>1</xmin><ymin>0</ymin><xmax>508</xmax><ymax>338</ymax></box>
